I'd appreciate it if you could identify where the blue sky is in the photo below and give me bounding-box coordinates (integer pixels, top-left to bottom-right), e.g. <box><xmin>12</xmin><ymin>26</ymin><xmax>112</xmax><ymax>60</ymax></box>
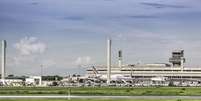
<box><xmin>0</xmin><ymin>0</ymin><xmax>201</xmax><ymax>76</ymax></box>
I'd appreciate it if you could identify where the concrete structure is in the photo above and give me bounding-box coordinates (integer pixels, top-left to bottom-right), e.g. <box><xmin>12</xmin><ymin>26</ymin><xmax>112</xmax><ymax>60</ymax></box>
<box><xmin>107</xmin><ymin>39</ymin><xmax>111</xmax><ymax>84</ymax></box>
<box><xmin>1</xmin><ymin>40</ymin><xmax>6</xmax><ymax>80</ymax></box>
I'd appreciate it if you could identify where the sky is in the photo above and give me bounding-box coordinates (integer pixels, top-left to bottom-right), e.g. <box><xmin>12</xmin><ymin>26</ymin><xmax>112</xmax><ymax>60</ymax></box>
<box><xmin>0</xmin><ymin>0</ymin><xmax>201</xmax><ymax>76</ymax></box>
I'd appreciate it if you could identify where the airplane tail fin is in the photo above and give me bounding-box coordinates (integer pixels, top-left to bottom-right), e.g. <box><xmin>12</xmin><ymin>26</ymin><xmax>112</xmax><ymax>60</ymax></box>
<box><xmin>92</xmin><ymin>66</ymin><xmax>98</xmax><ymax>76</ymax></box>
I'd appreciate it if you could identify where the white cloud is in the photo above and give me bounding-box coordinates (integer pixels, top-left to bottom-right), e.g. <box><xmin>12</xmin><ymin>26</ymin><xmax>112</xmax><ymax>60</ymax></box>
<box><xmin>13</xmin><ymin>56</ymin><xmax>36</xmax><ymax>65</ymax></box>
<box><xmin>75</xmin><ymin>56</ymin><xmax>93</xmax><ymax>65</ymax></box>
<box><xmin>14</xmin><ymin>37</ymin><xmax>47</xmax><ymax>55</ymax></box>
<box><xmin>41</xmin><ymin>59</ymin><xmax>56</xmax><ymax>67</ymax></box>
<box><xmin>11</xmin><ymin>37</ymin><xmax>49</xmax><ymax>75</ymax></box>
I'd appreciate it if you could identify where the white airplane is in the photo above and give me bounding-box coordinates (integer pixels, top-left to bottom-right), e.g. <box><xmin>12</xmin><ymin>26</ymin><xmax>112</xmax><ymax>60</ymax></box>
<box><xmin>91</xmin><ymin>66</ymin><xmax>132</xmax><ymax>81</ymax></box>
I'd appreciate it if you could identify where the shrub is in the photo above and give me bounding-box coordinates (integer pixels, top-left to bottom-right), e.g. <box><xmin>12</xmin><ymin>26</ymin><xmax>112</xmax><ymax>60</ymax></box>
<box><xmin>181</xmin><ymin>88</ymin><xmax>186</xmax><ymax>90</ymax></box>
<box><xmin>125</xmin><ymin>89</ymin><xmax>130</xmax><ymax>92</ymax></box>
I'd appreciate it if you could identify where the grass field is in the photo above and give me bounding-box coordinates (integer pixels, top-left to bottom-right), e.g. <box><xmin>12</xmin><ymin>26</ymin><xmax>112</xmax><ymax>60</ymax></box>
<box><xmin>0</xmin><ymin>99</ymin><xmax>200</xmax><ymax>101</ymax></box>
<box><xmin>0</xmin><ymin>87</ymin><xmax>201</xmax><ymax>96</ymax></box>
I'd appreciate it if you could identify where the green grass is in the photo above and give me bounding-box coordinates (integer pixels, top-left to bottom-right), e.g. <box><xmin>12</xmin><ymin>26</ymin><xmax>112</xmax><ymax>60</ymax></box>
<box><xmin>0</xmin><ymin>87</ymin><xmax>201</xmax><ymax>96</ymax></box>
<box><xmin>0</xmin><ymin>99</ymin><xmax>200</xmax><ymax>101</ymax></box>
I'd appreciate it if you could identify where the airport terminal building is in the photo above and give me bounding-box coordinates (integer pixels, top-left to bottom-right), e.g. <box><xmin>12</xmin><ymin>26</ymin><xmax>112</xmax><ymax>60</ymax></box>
<box><xmin>86</xmin><ymin>41</ymin><xmax>201</xmax><ymax>86</ymax></box>
<box><xmin>87</xmin><ymin>50</ymin><xmax>201</xmax><ymax>78</ymax></box>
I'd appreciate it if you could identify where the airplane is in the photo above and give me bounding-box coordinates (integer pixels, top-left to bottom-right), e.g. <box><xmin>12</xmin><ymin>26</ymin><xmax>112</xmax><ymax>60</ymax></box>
<box><xmin>91</xmin><ymin>66</ymin><xmax>132</xmax><ymax>81</ymax></box>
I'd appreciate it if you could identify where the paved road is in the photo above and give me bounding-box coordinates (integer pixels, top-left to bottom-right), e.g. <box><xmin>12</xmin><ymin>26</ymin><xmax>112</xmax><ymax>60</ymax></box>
<box><xmin>0</xmin><ymin>96</ymin><xmax>201</xmax><ymax>99</ymax></box>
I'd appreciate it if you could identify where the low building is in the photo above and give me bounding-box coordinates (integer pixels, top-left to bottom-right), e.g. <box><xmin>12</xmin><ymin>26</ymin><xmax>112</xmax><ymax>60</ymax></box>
<box><xmin>25</xmin><ymin>76</ymin><xmax>42</xmax><ymax>86</ymax></box>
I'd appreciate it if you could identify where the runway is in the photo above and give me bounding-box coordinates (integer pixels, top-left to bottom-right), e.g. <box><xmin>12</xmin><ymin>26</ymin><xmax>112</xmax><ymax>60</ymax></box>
<box><xmin>0</xmin><ymin>95</ymin><xmax>201</xmax><ymax>99</ymax></box>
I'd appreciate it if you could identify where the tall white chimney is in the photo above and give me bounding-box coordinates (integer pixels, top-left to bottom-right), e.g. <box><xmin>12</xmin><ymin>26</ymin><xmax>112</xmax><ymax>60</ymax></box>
<box><xmin>118</xmin><ymin>50</ymin><xmax>122</xmax><ymax>69</ymax></box>
<box><xmin>107</xmin><ymin>38</ymin><xmax>111</xmax><ymax>84</ymax></box>
<box><xmin>1</xmin><ymin>40</ymin><xmax>6</xmax><ymax>80</ymax></box>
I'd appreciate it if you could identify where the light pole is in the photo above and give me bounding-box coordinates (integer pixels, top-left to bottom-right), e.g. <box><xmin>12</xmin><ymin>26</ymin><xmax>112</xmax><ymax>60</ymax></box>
<box><xmin>68</xmin><ymin>87</ymin><xmax>71</xmax><ymax>100</ymax></box>
<box><xmin>40</xmin><ymin>64</ymin><xmax>43</xmax><ymax>78</ymax></box>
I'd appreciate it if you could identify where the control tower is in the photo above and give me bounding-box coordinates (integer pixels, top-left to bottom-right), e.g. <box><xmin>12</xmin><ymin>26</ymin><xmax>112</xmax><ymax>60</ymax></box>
<box><xmin>118</xmin><ymin>50</ymin><xmax>122</xmax><ymax>69</ymax></box>
<box><xmin>169</xmin><ymin>50</ymin><xmax>185</xmax><ymax>71</ymax></box>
